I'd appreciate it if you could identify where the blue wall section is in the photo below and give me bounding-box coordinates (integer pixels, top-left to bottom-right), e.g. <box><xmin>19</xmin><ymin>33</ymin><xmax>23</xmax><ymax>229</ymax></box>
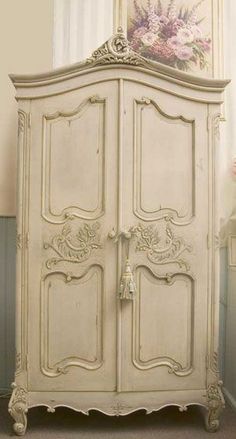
<box><xmin>0</xmin><ymin>218</ymin><xmax>16</xmax><ymax>393</ymax></box>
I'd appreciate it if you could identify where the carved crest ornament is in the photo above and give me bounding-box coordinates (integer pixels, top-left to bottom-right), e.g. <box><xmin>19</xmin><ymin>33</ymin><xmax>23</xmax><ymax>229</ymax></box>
<box><xmin>87</xmin><ymin>27</ymin><xmax>151</xmax><ymax>68</ymax></box>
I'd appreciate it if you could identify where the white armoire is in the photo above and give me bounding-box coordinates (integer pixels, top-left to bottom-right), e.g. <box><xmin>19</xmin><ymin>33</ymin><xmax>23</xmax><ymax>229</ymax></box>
<box><xmin>9</xmin><ymin>29</ymin><xmax>229</xmax><ymax>435</ymax></box>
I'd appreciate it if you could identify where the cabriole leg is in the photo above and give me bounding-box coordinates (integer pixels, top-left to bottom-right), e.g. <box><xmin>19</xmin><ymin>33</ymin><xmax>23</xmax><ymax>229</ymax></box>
<box><xmin>8</xmin><ymin>383</ymin><xmax>28</xmax><ymax>436</ymax></box>
<box><xmin>205</xmin><ymin>382</ymin><xmax>225</xmax><ymax>433</ymax></box>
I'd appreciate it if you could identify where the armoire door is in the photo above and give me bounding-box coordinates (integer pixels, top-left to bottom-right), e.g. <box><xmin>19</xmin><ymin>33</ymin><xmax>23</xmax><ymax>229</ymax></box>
<box><xmin>27</xmin><ymin>81</ymin><xmax>119</xmax><ymax>391</ymax></box>
<box><xmin>119</xmin><ymin>80</ymin><xmax>209</xmax><ymax>392</ymax></box>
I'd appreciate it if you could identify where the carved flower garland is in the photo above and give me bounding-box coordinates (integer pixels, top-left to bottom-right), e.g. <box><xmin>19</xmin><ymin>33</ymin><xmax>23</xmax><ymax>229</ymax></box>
<box><xmin>130</xmin><ymin>222</ymin><xmax>192</xmax><ymax>270</ymax></box>
<box><xmin>44</xmin><ymin>222</ymin><xmax>102</xmax><ymax>269</ymax></box>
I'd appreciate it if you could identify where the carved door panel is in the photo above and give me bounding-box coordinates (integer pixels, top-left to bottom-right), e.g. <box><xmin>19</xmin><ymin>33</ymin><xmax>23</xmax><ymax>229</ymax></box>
<box><xmin>28</xmin><ymin>81</ymin><xmax>118</xmax><ymax>391</ymax></box>
<box><xmin>119</xmin><ymin>81</ymin><xmax>209</xmax><ymax>391</ymax></box>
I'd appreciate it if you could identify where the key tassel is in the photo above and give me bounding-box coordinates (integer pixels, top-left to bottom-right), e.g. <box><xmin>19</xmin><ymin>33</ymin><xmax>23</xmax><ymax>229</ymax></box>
<box><xmin>119</xmin><ymin>258</ymin><xmax>136</xmax><ymax>300</ymax></box>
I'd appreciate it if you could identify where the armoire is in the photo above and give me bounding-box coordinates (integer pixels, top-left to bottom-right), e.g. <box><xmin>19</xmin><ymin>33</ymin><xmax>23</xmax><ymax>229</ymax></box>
<box><xmin>8</xmin><ymin>29</ymin><xmax>229</xmax><ymax>435</ymax></box>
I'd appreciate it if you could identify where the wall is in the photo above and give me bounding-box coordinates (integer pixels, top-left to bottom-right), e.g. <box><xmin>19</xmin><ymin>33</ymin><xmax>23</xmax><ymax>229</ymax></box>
<box><xmin>220</xmin><ymin>0</ymin><xmax>236</xmax><ymax>410</ymax></box>
<box><xmin>0</xmin><ymin>0</ymin><xmax>54</xmax><ymax>216</ymax></box>
<box><xmin>0</xmin><ymin>0</ymin><xmax>54</xmax><ymax>392</ymax></box>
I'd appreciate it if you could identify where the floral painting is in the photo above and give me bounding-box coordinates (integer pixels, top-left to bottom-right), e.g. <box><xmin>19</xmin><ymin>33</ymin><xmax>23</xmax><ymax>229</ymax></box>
<box><xmin>127</xmin><ymin>0</ymin><xmax>212</xmax><ymax>73</ymax></box>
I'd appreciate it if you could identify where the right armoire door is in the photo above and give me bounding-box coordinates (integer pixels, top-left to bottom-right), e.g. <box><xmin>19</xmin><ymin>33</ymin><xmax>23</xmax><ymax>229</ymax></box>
<box><xmin>119</xmin><ymin>80</ymin><xmax>209</xmax><ymax>392</ymax></box>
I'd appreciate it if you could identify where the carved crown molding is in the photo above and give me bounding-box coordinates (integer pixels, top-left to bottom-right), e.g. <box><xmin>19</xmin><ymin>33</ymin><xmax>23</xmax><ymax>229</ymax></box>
<box><xmin>10</xmin><ymin>29</ymin><xmax>230</xmax><ymax>95</ymax></box>
<box><xmin>87</xmin><ymin>27</ymin><xmax>147</xmax><ymax>67</ymax></box>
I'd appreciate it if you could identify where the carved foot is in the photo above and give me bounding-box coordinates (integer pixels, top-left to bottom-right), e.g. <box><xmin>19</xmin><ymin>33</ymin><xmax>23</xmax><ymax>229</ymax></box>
<box><xmin>8</xmin><ymin>383</ymin><xmax>28</xmax><ymax>436</ymax></box>
<box><xmin>205</xmin><ymin>408</ymin><xmax>220</xmax><ymax>433</ymax></box>
<box><xmin>204</xmin><ymin>382</ymin><xmax>225</xmax><ymax>433</ymax></box>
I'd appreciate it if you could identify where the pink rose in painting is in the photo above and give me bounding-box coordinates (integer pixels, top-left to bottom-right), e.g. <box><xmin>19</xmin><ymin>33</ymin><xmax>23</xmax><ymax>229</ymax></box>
<box><xmin>191</xmin><ymin>25</ymin><xmax>202</xmax><ymax>39</ymax></box>
<box><xmin>159</xmin><ymin>15</ymin><xmax>169</xmax><ymax>26</ymax></box>
<box><xmin>133</xmin><ymin>26</ymin><xmax>148</xmax><ymax>40</ymax></box>
<box><xmin>130</xmin><ymin>39</ymin><xmax>141</xmax><ymax>51</ymax></box>
<box><xmin>148</xmin><ymin>8</ymin><xmax>160</xmax><ymax>33</ymax></box>
<box><xmin>177</xmin><ymin>27</ymin><xmax>194</xmax><ymax>44</ymax></box>
<box><xmin>167</xmin><ymin>36</ymin><xmax>183</xmax><ymax>49</ymax></box>
<box><xmin>151</xmin><ymin>41</ymin><xmax>175</xmax><ymax>61</ymax></box>
<box><xmin>149</xmin><ymin>20</ymin><xmax>160</xmax><ymax>33</ymax></box>
<box><xmin>175</xmin><ymin>19</ymin><xmax>185</xmax><ymax>29</ymax></box>
<box><xmin>141</xmin><ymin>31</ymin><xmax>158</xmax><ymax>47</ymax></box>
<box><xmin>198</xmin><ymin>39</ymin><xmax>211</xmax><ymax>52</ymax></box>
<box><xmin>175</xmin><ymin>45</ymin><xmax>194</xmax><ymax>60</ymax></box>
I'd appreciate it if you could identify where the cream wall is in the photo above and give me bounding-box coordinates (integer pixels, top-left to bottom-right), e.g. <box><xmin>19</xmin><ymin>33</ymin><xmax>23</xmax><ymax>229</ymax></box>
<box><xmin>0</xmin><ymin>0</ymin><xmax>54</xmax><ymax>392</ymax></box>
<box><xmin>0</xmin><ymin>0</ymin><xmax>54</xmax><ymax>216</ymax></box>
<box><xmin>223</xmin><ymin>0</ymin><xmax>236</xmax><ymax>410</ymax></box>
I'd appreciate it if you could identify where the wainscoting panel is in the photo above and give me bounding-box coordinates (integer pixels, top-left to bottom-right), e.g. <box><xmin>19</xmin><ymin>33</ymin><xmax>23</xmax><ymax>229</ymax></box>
<box><xmin>0</xmin><ymin>218</ymin><xmax>16</xmax><ymax>393</ymax></box>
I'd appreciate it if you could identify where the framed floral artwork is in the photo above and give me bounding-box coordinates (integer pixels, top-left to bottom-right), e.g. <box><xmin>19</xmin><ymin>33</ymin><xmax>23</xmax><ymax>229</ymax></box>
<box><xmin>113</xmin><ymin>0</ymin><xmax>224</xmax><ymax>78</ymax></box>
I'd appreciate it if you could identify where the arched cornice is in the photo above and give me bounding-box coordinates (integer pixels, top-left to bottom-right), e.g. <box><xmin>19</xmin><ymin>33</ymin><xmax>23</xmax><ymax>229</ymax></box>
<box><xmin>10</xmin><ymin>28</ymin><xmax>230</xmax><ymax>93</ymax></box>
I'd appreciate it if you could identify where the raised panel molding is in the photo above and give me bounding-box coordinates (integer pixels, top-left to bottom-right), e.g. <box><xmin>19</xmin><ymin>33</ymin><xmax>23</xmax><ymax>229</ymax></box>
<box><xmin>40</xmin><ymin>265</ymin><xmax>104</xmax><ymax>377</ymax></box>
<box><xmin>42</xmin><ymin>96</ymin><xmax>106</xmax><ymax>224</ymax></box>
<box><xmin>132</xmin><ymin>266</ymin><xmax>194</xmax><ymax>377</ymax></box>
<box><xmin>16</xmin><ymin>109</ymin><xmax>30</xmax><ymax>377</ymax></box>
<box><xmin>133</xmin><ymin>97</ymin><xmax>195</xmax><ymax>224</ymax></box>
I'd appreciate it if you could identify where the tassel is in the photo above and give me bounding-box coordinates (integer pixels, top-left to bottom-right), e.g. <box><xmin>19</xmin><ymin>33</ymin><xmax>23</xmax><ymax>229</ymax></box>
<box><xmin>119</xmin><ymin>258</ymin><xmax>136</xmax><ymax>300</ymax></box>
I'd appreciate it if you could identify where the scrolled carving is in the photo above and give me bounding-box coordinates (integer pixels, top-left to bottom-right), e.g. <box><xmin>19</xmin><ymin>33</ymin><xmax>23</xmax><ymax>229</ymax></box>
<box><xmin>16</xmin><ymin>234</ymin><xmax>22</xmax><ymax>250</ymax></box>
<box><xmin>87</xmin><ymin>27</ymin><xmax>147</xmax><ymax>67</ymax></box>
<box><xmin>15</xmin><ymin>352</ymin><xmax>21</xmax><ymax>372</ymax></box>
<box><xmin>18</xmin><ymin>112</ymin><xmax>25</xmax><ymax>135</ymax></box>
<box><xmin>130</xmin><ymin>221</ymin><xmax>192</xmax><ymax>271</ymax></box>
<box><xmin>213</xmin><ymin>113</ymin><xmax>221</xmax><ymax>140</ymax></box>
<box><xmin>205</xmin><ymin>381</ymin><xmax>225</xmax><ymax>432</ymax></box>
<box><xmin>8</xmin><ymin>383</ymin><xmax>28</xmax><ymax>436</ymax></box>
<box><xmin>44</xmin><ymin>222</ymin><xmax>102</xmax><ymax>269</ymax></box>
<box><xmin>211</xmin><ymin>351</ymin><xmax>219</xmax><ymax>374</ymax></box>
<box><xmin>111</xmin><ymin>402</ymin><xmax>132</xmax><ymax>416</ymax></box>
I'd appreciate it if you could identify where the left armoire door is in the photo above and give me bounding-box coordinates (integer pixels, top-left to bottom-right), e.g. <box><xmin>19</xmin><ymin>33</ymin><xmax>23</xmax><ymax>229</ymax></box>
<box><xmin>27</xmin><ymin>81</ymin><xmax>118</xmax><ymax>391</ymax></box>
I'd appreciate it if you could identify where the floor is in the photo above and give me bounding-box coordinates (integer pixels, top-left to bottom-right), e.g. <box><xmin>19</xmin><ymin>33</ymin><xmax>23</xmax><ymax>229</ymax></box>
<box><xmin>0</xmin><ymin>398</ymin><xmax>235</xmax><ymax>438</ymax></box>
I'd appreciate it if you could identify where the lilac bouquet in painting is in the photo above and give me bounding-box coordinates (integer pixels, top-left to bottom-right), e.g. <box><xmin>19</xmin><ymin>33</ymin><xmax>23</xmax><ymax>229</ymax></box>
<box><xmin>127</xmin><ymin>0</ymin><xmax>211</xmax><ymax>71</ymax></box>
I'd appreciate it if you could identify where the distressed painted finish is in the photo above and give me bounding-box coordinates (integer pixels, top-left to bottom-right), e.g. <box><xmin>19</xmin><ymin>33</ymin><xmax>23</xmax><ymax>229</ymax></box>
<box><xmin>8</xmin><ymin>30</ymin><xmax>229</xmax><ymax>435</ymax></box>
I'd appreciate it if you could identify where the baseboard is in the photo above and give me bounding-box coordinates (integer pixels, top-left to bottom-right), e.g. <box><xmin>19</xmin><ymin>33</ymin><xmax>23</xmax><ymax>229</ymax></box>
<box><xmin>223</xmin><ymin>387</ymin><xmax>236</xmax><ymax>411</ymax></box>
